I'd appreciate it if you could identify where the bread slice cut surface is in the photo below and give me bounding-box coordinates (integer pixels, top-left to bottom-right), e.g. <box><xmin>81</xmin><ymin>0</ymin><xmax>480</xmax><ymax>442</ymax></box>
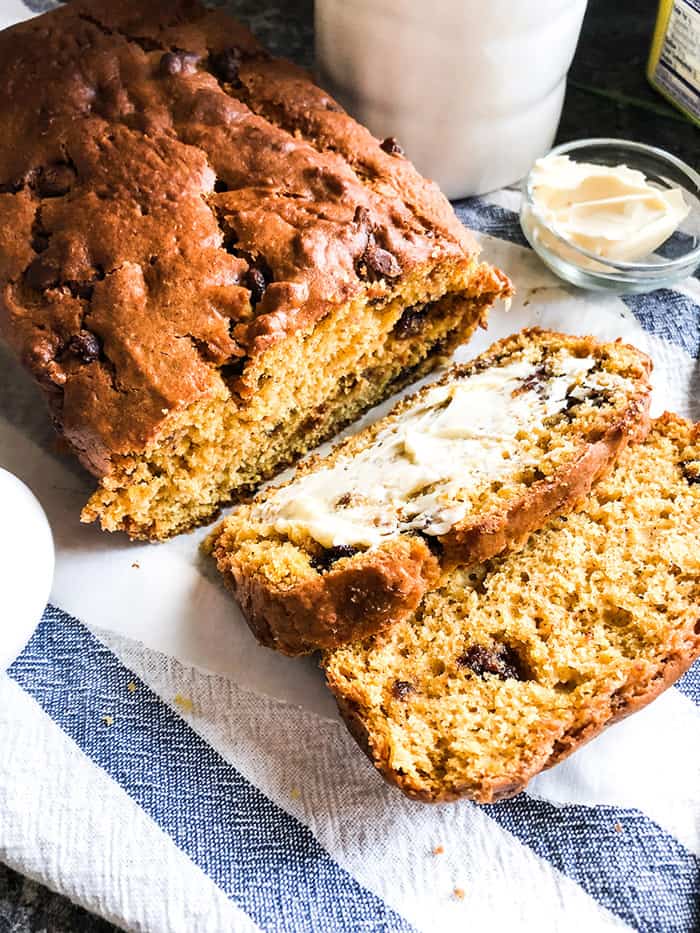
<box><xmin>323</xmin><ymin>414</ymin><xmax>700</xmax><ymax>803</ymax></box>
<box><xmin>211</xmin><ymin>329</ymin><xmax>652</xmax><ymax>653</ymax></box>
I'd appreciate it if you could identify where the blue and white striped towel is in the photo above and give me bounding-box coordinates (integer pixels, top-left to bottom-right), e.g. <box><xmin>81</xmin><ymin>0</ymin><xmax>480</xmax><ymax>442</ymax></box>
<box><xmin>1</xmin><ymin>3</ymin><xmax>699</xmax><ymax>931</ymax></box>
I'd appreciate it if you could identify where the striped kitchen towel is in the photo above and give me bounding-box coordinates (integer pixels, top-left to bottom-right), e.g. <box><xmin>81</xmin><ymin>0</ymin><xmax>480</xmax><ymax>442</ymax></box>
<box><xmin>1</xmin><ymin>598</ymin><xmax>698</xmax><ymax>933</ymax></box>
<box><xmin>1</xmin><ymin>2</ymin><xmax>699</xmax><ymax>932</ymax></box>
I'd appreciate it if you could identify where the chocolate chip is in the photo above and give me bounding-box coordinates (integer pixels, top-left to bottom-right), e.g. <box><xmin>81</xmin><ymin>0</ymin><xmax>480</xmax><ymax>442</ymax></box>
<box><xmin>391</xmin><ymin>680</ymin><xmax>415</xmax><ymax>700</ymax></box>
<box><xmin>414</xmin><ymin>529</ymin><xmax>443</xmax><ymax>558</ymax></box>
<box><xmin>210</xmin><ymin>46</ymin><xmax>242</xmax><ymax>84</ymax></box>
<box><xmin>609</xmin><ymin>689</ymin><xmax>626</xmax><ymax>712</ymax></box>
<box><xmin>560</xmin><ymin>388</ymin><xmax>608</xmax><ymax>422</ymax></box>
<box><xmin>244</xmin><ymin>267</ymin><xmax>268</xmax><ymax>305</ymax></box>
<box><xmin>69</xmin><ymin>281</ymin><xmax>96</xmax><ymax>301</ymax></box>
<box><xmin>561</xmin><ymin>392</ymin><xmax>583</xmax><ymax>417</ymax></box>
<box><xmin>159</xmin><ymin>52</ymin><xmax>183</xmax><ymax>76</ymax></box>
<box><xmin>363</xmin><ymin>242</ymin><xmax>401</xmax><ymax>280</ymax></box>
<box><xmin>311</xmin><ymin>544</ymin><xmax>360</xmax><ymax>573</ymax></box>
<box><xmin>221</xmin><ymin>357</ymin><xmax>246</xmax><ymax>380</ymax></box>
<box><xmin>31</xmin><ymin>233</ymin><xmax>50</xmax><ymax>254</ymax></box>
<box><xmin>320</xmin><ymin>171</ymin><xmax>346</xmax><ymax>198</ymax></box>
<box><xmin>468</xmin><ymin>351</ymin><xmax>511</xmax><ymax>375</ymax></box>
<box><xmin>24</xmin><ymin>255</ymin><xmax>60</xmax><ymax>290</ymax></box>
<box><xmin>380</xmin><ymin>136</ymin><xmax>404</xmax><ymax>157</ymax></box>
<box><xmin>456</xmin><ymin>644</ymin><xmax>524</xmax><ymax>681</ymax></box>
<box><xmin>353</xmin><ymin>206</ymin><xmax>372</xmax><ymax>253</ymax></box>
<box><xmin>587</xmin><ymin>391</ymin><xmax>608</xmax><ymax>409</ymax></box>
<box><xmin>67</xmin><ymin>330</ymin><xmax>100</xmax><ymax>363</ymax></box>
<box><xmin>393</xmin><ymin>303</ymin><xmax>428</xmax><ymax>339</ymax></box>
<box><xmin>37</xmin><ymin>164</ymin><xmax>75</xmax><ymax>198</ymax></box>
<box><xmin>0</xmin><ymin>177</ymin><xmax>25</xmax><ymax>195</ymax></box>
<box><xmin>159</xmin><ymin>49</ymin><xmax>199</xmax><ymax>77</ymax></box>
<box><xmin>397</xmin><ymin>360</ymin><xmax>425</xmax><ymax>385</ymax></box>
<box><xmin>512</xmin><ymin>366</ymin><xmax>549</xmax><ymax>397</ymax></box>
<box><xmin>681</xmin><ymin>460</ymin><xmax>700</xmax><ymax>485</ymax></box>
<box><xmin>353</xmin><ymin>205</ymin><xmax>371</xmax><ymax>229</ymax></box>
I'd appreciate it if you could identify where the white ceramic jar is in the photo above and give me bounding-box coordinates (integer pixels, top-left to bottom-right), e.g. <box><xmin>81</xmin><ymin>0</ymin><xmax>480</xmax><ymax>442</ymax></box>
<box><xmin>315</xmin><ymin>0</ymin><xmax>588</xmax><ymax>198</ymax></box>
<box><xmin>0</xmin><ymin>469</ymin><xmax>54</xmax><ymax>670</ymax></box>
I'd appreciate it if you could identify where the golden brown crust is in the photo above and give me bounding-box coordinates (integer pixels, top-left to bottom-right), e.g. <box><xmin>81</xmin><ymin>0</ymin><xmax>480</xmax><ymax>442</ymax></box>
<box><xmin>211</xmin><ymin>329</ymin><xmax>652</xmax><ymax>654</ymax></box>
<box><xmin>0</xmin><ymin>0</ymin><xmax>483</xmax><ymax>478</ymax></box>
<box><xmin>216</xmin><ymin>535</ymin><xmax>440</xmax><ymax>655</ymax></box>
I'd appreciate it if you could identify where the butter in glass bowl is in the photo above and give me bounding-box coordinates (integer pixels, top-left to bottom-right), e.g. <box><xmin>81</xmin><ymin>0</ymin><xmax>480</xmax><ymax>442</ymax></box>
<box><xmin>520</xmin><ymin>138</ymin><xmax>700</xmax><ymax>293</ymax></box>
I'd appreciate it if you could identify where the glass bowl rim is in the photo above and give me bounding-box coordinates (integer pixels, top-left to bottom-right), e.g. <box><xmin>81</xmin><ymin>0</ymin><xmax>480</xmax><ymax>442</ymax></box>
<box><xmin>521</xmin><ymin>137</ymin><xmax>700</xmax><ymax>276</ymax></box>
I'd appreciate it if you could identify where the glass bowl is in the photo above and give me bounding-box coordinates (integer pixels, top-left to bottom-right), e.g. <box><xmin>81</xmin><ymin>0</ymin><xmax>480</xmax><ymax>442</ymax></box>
<box><xmin>520</xmin><ymin>138</ymin><xmax>700</xmax><ymax>293</ymax></box>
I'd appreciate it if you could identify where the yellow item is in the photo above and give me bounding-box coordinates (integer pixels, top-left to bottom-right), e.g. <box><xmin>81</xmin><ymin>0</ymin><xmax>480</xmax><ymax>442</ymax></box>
<box><xmin>647</xmin><ymin>0</ymin><xmax>700</xmax><ymax>125</ymax></box>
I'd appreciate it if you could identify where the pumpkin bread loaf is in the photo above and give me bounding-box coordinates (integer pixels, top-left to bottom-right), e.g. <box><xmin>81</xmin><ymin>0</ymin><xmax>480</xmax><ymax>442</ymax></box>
<box><xmin>0</xmin><ymin>0</ymin><xmax>509</xmax><ymax>540</ymax></box>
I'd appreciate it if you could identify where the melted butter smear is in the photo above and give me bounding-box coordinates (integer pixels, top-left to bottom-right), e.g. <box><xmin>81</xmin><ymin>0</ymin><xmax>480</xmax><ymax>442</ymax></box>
<box><xmin>252</xmin><ymin>355</ymin><xmax>627</xmax><ymax>549</ymax></box>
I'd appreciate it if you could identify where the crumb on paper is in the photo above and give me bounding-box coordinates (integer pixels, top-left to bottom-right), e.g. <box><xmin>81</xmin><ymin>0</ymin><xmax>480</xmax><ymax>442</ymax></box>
<box><xmin>614</xmin><ymin>822</ymin><xmax>623</xmax><ymax>833</ymax></box>
<box><xmin>432</xmin><ymin>845</ymin><xmax>444</xmax><ymax>856</ymax></box>
<box><xmin>453</xmin><ymin>888</ymin><xmax>465</xmax><ymax>901</ymax></box>
<box><xmin>290</xmin><ymin>787</ymin><xmax>301</xmax><ymax>800</ymax></box>
<box><xmin>101</xmin><ymin>714</ymin><xmax>114</xmax><ymax>727</ymax></box>
<box><xmin>127</xmin><ymin>681</ymin><xmax>137</xmax><ymax>694</ymax></box>
<box><xmin>131</xmin><ymin>561</ymin><xmax>140</xmax><ymax>569</ymax></box>
<box><xmin>174</xmin><ymin>693</ymin><xmax>194</xmax><ymax>713</ymax></box>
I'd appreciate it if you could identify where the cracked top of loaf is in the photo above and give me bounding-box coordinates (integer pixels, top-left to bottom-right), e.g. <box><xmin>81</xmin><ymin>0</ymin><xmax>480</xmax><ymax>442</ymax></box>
<box><xmin>0</xmin><ymin>0</ymin><xmax>481</xmax><ymax>476</ymax></box>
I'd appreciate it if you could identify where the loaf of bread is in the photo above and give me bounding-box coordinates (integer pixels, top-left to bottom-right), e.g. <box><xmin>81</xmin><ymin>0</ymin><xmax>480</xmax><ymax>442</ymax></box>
<box><xmin>323</xmin><ymin>414</ymin><xmax>700</xmax><ymax>803</ymax></box>
<box><xmin>0</xmin><ymin>0</ymin><xmax>509</xmax><ymax>540</ymax></box>
<box><xmin>210</xmin><ymin>329</ymin><xmax>651</xmax><ymax>654</ymax></box>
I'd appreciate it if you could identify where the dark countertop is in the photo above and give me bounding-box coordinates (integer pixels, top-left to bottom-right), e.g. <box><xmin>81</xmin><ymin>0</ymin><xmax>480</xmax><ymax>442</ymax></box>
<box><xmin>0</xmin><ymin>0</ymin><xmax>696</xmax><ymax>931</ymax></box>
<box><xmin>559</xmin><ymin>0</ymin><xmax>697</xmax><ymax>162</ymax></box>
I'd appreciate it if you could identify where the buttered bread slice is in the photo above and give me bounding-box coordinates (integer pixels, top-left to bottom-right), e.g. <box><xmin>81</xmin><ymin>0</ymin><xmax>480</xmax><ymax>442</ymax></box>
<box><xmin>211</xmin><ymin>329</ymin><xmax>651</xmax><ymax>653</ymax></box>
<box><xmin>323</xmin><ymin>414</ymin><xmax>700</xmax><ymax>803</ymax></box>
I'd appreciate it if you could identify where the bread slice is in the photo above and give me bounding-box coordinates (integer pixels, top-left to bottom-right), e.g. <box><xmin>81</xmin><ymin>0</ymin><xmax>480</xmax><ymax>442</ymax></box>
<box><xmin>210</xmin><ymin>329</ymin><xmax>652</xmax><ymax>654</ymax></box>
<box><xmin>323</xmin><ymin>414</ymin><xmax>700</xmax><ymax>803</ymax></box>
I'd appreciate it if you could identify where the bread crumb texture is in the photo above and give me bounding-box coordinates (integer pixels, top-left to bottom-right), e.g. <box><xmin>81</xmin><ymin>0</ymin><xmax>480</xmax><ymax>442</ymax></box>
<box><xmin>323</xmin><ymin>414</ymin><xmax>700</xmax><ymax>803</ymax></box>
